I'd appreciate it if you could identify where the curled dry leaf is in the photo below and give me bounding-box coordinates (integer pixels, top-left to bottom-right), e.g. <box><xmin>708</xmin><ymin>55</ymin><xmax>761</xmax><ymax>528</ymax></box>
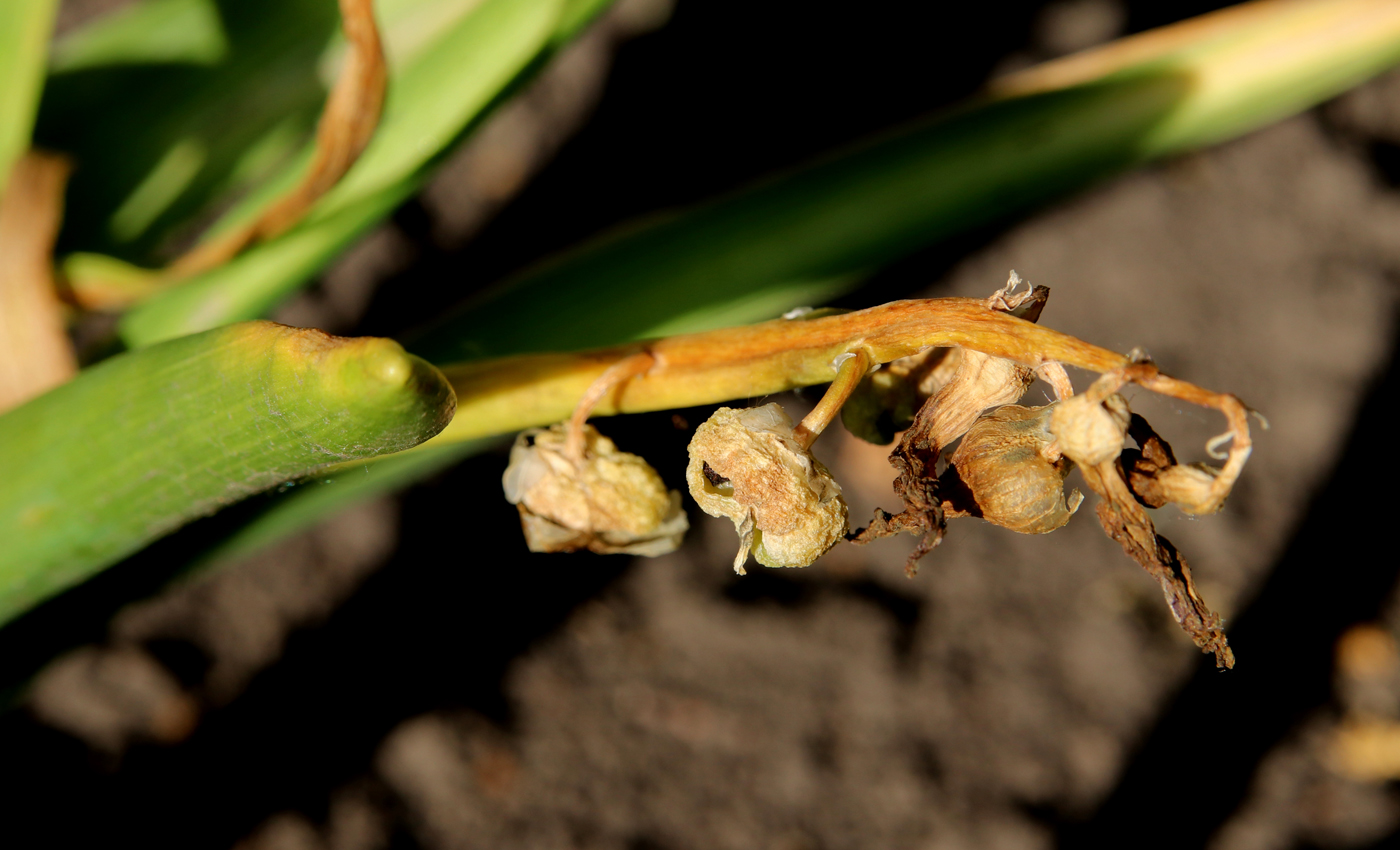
<box><xmin>503</xmin><ymin>423</ymin><xmax>687</xmax><ymax>557</ymax></box>
<box><xmin>1121</xmin><ymin>413</ymin><xmax>1223</xmax><ymax>515</ymax></box>
<box><xmin>686</xmin><ymin>404</ymin><xmax>848</xmax><ymax>574</ymax></box>
<box><xmin>1049</xmin><ymin>369</ymin><xmax>1236</xmax><ymax>667</ymax></box>
<box><xmin>939</xmin><ymin>404</ymin><xmax>1083</xmax><ymax>535</ymax></box>
<box><xmin>1079</xmin><ymin>455</ymin><xmax>1234</xmax><ymax>668</ymax></box>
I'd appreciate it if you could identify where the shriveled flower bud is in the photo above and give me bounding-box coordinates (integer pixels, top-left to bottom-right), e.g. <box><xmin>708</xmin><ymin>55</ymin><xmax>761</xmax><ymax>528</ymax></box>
<box><xmin>942</xmin><ymin>404</ymin><xmax>1083</xmax><ymax>534</ymax></box>
<box><xmin>686</xmin><ymin>404</ymin><xmax>848</xmax><ymax>573</ymax></box>
<box><xmin>503</xmin><ymin>423</ymin><xmax>688</xmax><ymax>556</ymax></box>
<box><xmin>1049</xmin><ymin>391</ymin><xmax>1131</xmax><ymax>466</ymax></box>
<box><xmin>1127</xmin><ymin>460</ymin><xmax>1223</xmax><ymax>515</ymax></box>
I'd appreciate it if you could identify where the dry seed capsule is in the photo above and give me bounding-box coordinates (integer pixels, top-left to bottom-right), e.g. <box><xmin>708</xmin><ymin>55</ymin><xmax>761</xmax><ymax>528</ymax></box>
<box><xmin>686</xmin><ymin>404</ymin><xmax>848</xmax><ymax>573</ymax></box>
<box><xmin>1048</xmin><ymin>391</ymin><xmax>1132</xmax><ymax>467</ymax></box>
<box><xmin>943</xmin><ymin>404</ymin><xmax>1082</xmax><ymax>534</ymax></box>
<box><xmin>503</xmin><ymin>423</ymin><xmax>688</xmax><ymax>556</ymax></box>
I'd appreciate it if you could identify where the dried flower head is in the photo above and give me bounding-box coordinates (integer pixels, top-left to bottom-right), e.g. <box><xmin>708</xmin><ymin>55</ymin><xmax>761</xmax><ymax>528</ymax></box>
<box><xmin>941</xmin><ymin>404</ymin><xmax>1083</xmax><ymax>534</ymax></box>
<box><xmin>503</xmin><ymin>423</ymin><xmax>687</xmax><ymax>556</ymax></box>
<box><xmin>686</xmin><ymin>404</ymin><xmax>848</xmax><ymax>574</ymax></box>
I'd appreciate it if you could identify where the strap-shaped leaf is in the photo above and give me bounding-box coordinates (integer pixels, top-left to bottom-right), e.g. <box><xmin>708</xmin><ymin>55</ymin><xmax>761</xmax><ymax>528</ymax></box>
<box><xmin>114</xmin><ymin>0</ymin><xmax>580</xmax><ymax>347</ymax></box>
<box><xmin>0</xmin><ymin>0</ymin><xmax>57</xmax><ymax>198</ymax></box>
<box><xmin>411</xmin><ymin>0</ymin><xmax>1400</xmax><ymax>364</ymax></box>
<box><xmin>0</xmin><ymin>321</ymin><xmax>455</xmax><ymax>626</ymax></box>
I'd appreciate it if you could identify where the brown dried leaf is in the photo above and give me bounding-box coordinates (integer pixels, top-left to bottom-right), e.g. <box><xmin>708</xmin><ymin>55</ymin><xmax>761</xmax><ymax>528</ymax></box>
<box><xmin>0</xmin><ymin>151</ymin><xmax>76</xmax><ymax>412</ymax></box>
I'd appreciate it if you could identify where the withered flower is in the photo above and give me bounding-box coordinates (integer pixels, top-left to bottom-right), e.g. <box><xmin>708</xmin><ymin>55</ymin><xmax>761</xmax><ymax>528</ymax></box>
<box><xmin>1048</xmin><ymin>388</ymin><xmax>1132</xmax><ymax>467</ymax></box>
<box><xmin>686</xmin><ymin>404</ymin><xmax>848</xmax><ymax>574</ymax></box>
<box><xmin>503</xmin><ymin>423</ymin><xmax>688</xmax><ymax>556</ymax></box>
<box><xmin>941</xmin><ymin>404</ymin><xmax>1083</xmax><ymax>534</ymax></box>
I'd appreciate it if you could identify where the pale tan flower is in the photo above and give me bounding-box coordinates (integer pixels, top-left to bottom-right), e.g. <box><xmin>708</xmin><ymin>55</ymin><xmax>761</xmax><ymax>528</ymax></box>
<box><xmin>503</xmin><ymin>423</ymin><xmax>687</xmax><ymax>556</ymax></box>
<box><xmin>686</xmin><ymin>404</ymin><xmax>848</xmax><ymax>573</ymax></box>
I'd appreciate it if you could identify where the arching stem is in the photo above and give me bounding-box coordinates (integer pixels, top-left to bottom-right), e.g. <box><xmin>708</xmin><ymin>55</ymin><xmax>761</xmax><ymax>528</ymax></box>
<box><xmin>793</xmin><ymin>348</ymin><xmax>872</xmax><ymax>450</ymax></box>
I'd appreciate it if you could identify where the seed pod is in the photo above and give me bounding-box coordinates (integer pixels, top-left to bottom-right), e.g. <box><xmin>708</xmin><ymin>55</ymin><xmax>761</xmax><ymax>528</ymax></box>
<box><xmin>1048</xmin><ymin>391</ymin><xmax>1132</xmax><ymax>467</ymax></box>
<box><xmin>503</xmin><ymin>423</ymin><xmax>688</xmax><ymax>556</ymax></box>
<box><xmin>686</xmin><ymin>404</ymin><xmax>848</xmax><ymax>573</ymax></box>
<box><xmin>942</xmin><ymin>404</ymin><xmax>1083</xmax><ymax>534</ymax></box>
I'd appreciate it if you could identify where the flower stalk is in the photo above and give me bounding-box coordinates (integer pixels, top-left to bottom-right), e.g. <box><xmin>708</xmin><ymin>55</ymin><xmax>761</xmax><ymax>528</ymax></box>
<box><xmin>430</xmin><ymin>297</ymin><xmax>1254</xmax><ymax>485</ymax></box>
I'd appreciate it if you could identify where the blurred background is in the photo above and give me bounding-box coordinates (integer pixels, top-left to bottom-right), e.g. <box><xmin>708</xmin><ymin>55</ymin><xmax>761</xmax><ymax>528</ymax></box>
<box><xmin>4</xmin><ymin>1</ymin><xmax>1400</xmax><ymax>848</ymax></box>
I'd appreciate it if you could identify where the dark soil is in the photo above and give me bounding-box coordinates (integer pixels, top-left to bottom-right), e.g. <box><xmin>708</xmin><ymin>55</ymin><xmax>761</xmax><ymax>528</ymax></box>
<box><xmin>7</xmin><ymin>2</ymin><xmax>1400</xmax><ymax>849</ymax></box>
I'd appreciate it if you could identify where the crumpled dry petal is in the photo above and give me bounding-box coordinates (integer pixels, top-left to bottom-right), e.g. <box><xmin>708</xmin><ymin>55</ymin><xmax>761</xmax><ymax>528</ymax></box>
<box><xmin>686</xmin><ymin>404</ymin><xmax>848</xmax><ymax>573</ymax></box>
<box><xmin>503</xmin><ymin>423</ymin><xmax>687</xmax><ymax>556</ymax></box>
<box><xmin>921</xmin><ymin>349</ymin><xmax>1036</xmax><ymax>451</ymax></box>
<box><xmin>942</xmin><ymin>404</ymin><xmax>1083</xmax><ymax>534</ymax></box>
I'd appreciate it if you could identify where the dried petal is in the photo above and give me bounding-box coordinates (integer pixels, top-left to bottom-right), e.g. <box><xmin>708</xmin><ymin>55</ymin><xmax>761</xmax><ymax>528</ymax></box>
<box><xmin>503</xmin><ymin>423</ymin><xmax>687</xmax><ymax>556</ymax></box>
<box><xmin>921</xmin><ymin>349</ymin><xmax>1036</xmax><ymax>451</ymax></box>
<box><xmin>941</xmin><ymin>405</ymin><xmax>1083</xmax><ymax>534</ymax></box>
<box><xmin>1121</xmin><ymin>413</ymin><xmax>1226</xmax><ymax>515</ymax></box>
<box><xmin>686</xmin><ymin>404</ymin><xmax>848</xmax><ymax>573</ymax></box>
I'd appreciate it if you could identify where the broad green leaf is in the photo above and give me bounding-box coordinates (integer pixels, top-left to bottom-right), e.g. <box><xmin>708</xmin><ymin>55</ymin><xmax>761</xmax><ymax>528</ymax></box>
<box><xmin>161</xmin><ymin>0</ymin><xmax>1400</xmax><ymax>574</ymax></box>
<box><xmin>412</xmin><ymin>0</ymin><xmax>1400</xmax><ymax>365</ymax></box>
<box><xmin>0</xmin><ymin>321</ymin><xmax>455</xmax><ymax>626</ymax></box>
<box><xmin>37</xmin><ymin>0</ymin><xmax>337</xmax><ymax>260</ymax></box>
<box><xmin>116</xmin><ymin>0</ymin><xmax>584</xmax><ymax>347</ymax></box>
<box><xmin>0</xmin><ymin>0</ymin><xmax>58</xmax><ymax>198</ymax></box>
<box><xmin>47</xmin><ymin>0</ymin><xmax>229</xmax><ymax>73</ymax></box>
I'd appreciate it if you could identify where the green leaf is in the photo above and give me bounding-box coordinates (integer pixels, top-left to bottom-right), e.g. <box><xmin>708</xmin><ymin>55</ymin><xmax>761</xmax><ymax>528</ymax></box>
<box><xmin>173</xmin><ymin>0</ymin><xmax>1400</xmax><ymax>573</ymax></box>
<box><xmin>47</xmin><ymin>0</ymin><xmax>230</xmax><ymax>73</ymax></box>
<box><xmin>115</xmin><ymin>0</ymin><xmax>582</xmax><ymax>348</ymax></box>
<box><xmin>410</xmin><ymin>0</ymin><xmax>1400</xmax><ymax>364</ymax></box>
<box><xmin>37</xmin><ymin>0</ymin><xmax>337</xmax><ymax>260</ymax></box>
<box><xmin>0</xmin><ymin>0</ymin><xmax>58</xmax><ymax>198</ymax></box>
<box><xmin>0</xmin><ymin>321</ymin><xmax>455</xmax><ymax>626</ymax></box>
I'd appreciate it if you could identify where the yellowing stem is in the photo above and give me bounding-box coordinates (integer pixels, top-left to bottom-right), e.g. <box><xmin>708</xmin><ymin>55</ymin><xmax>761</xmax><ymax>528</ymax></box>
<box><xmin>794</xmin><ymin>348</ymin><xmax>872</xmax><ymax>450</ymax></box>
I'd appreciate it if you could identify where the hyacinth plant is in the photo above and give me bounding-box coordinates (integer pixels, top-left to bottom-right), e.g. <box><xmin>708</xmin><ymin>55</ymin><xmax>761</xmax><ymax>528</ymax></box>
<box><xmin>2</xmin><ymin>0</ymin><xmax>1400</xmax><ymax>678</ymax></box>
